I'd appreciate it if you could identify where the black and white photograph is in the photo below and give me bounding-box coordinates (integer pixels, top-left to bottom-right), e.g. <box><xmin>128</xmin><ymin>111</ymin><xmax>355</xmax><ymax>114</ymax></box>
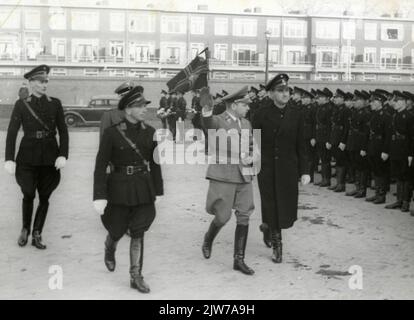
<box><xmin>0</xmin><ymin>0</ymin><xmax>413</xmax><ymax>304</ymax></box>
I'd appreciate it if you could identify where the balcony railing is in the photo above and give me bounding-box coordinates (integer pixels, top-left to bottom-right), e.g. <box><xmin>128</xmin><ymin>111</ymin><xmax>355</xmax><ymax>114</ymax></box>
<box><xmin>316</xmin><ymin>61</ymin><xmax>414</xmax><ymax>71</ymax></box>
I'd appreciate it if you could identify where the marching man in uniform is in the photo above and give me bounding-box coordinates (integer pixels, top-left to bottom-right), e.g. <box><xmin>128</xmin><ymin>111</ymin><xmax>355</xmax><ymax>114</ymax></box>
<box><xmin>93</xmin><ymin>86</ymin><xmax>164</xmax><ymax>293</ymax></box>
<box><xmin>200</xmin><ymin>86</ymin><xmax>259</xmax><ymax>275</ymax></box>
<box><xmin>4</xmin><ymin>64</ymin><xmax>69</xmax><ymax>249</ymax></box>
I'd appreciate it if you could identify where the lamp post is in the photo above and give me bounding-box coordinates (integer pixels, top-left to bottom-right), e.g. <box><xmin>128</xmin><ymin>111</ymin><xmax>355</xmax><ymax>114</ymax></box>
<box><xmin>264</xmin><ymin>30</ymin><xmax>271</xmax><ymax>84</ymax></box>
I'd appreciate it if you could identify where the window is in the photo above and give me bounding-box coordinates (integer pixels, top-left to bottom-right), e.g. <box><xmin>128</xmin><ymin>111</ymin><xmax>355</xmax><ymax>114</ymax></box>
<box><xmin>214</xmin><ymin>43</ymin><xmax>227</xmax><ymax>62</ymax></box>
<box><xmin>129</xmin><ymin>42</ymin><xmax>155</xmax><ymax>63</ymax></box>
<box><xmin>190</xmin><ymin>16</ymin><xmax>204</xmax><ymax>35</ymax></box>
<box><xmin>381</xmin><ymin>24</ymin><xmax>404</xmax><ymax>41</ymax></box>
<box><xmin>362</xmin><ymin>74</ymin><xmax>377</xmax><ymax>81</ymax></box>
<box><xmin>283</xmin><ymin>45</ymin><xmax>307</xmax><ymax>64</ymax></box>
<box><xmin>364</xmin><ymin>23</ymin><xmax>377</xmax><ymax>40</ymax></box>
<box><xmin>0</xmin><ymin>8</ymin><xmax>20</xmax><ymax>29</ymax></box>
<box><xmin>72</xmin><ymin>39</ymin><xmax>99</xmax><ymax>62</ymax></box>
<box><xmin>109</xmin><ymin>41</ymin><xmax>124</xmax><ymax>62</ymax></box>
<box><xmin>214</xmin><ymin>18</ymin><xmax>228</xmax><ymax>36</ymax></box>
<box><xmin>110</xmin><ymin>12</ymin><xmax>125</xmax><ymax>31</ymax></box>
<box><xmin>316</xmin><ymin>21</ymin><xmax>340</xmax><ymax>39</ymax></box>
<box><xmin>160</xmin><ymin>42</ymin><xmax>186</xmax><ymax>64</ymax></box>
<box><xmin>288</xmin><ymin>73</ymin><xmax>305</xmax><ymax>80</ymax></box>
<box><xmin>49</xmin><ymin>7</ymin><xmax>66</xmax><ymax>30</ymax></box>
<box><xmin>190</xmin><ymin>43</ymin><xmax>204</xmax><ymax>59</ymax></box>
<box><xmin>213</xmin><ymin>72</ymin><xmax>229</xmax><ymax>79</ymax></box>
<box><xmin>24</xmin><ymin>33</ymin><xmax>42</xmax><ymax>60</ymax></box>
<box><xmin>342</xmin><ymin>74</ymin><xmax>355</xmax><ymax>81</ymax></box>
<box><xmin>25</xmin><ymin>10</ymin><xmax>40</xmax><ymax>29</ymax></box>
<box><xmin>51</xmin><ymin>68</ymin><xmax>67</xmax><ymax>76</ymax></box>
<box><xmin>269</xmin><ymin>45</ymin><xmax>280</xmax><ymax>64</ymax></box>
<box><xmin>129</xmin><ymin>13</ymin><xmax>155</xmax><ymax>33</ymax></box>
<box><xmin>161</xmin><ymin>15</ymin><xmax>186</xmax><ymax>34</ymax></box>
<box><xmin>129</xmin><ymin>69</ymin><xmax>155</xmax><ymax>78</ymax></box>
<box><xmin>380</xmin><ymin>48</ymin><xmax>402</xmax><ymax>68</ymax></box>
<box><xmin>160</xmin><ymin>70</ymin><xmax>178</xmax><ymax>78</ymax></box>
<box><xmin>51</xmin><ymin>38</ymin><xmax>66</xmax><ymax>61</ymax></box>
<box><xmin>231</xmin><ymin>72</ymin><xmax>256</xmax><ymax>80</ymax></box>
<box><xmin>316</xmin><ymin>46</ymin><xmax>339</xmax><ymax>67</ymax></box>
<box><xmin>84</xmin><ymin>68</ymin><xmax>99</xmax><ymax>76</ymax></box>
<box><xmin>364</xmin><ymin>47</ymin><xmax>377</xmax><ymax>64</ymax></box>
<box><xmin>232</xmin><ymin>18</ymin><xmax>257</xmax><ymax>37</ymax></box>
<box><xmin>109</xmin><ymin>69</ymin><xmax>125</xmax><ymax>77</ymax></box>
<box><xmin>232</xmin><ymin>44</ymin><xmax>257</xmax><ymax>66</ymax></box>
<box><xmin>72</xmin><ymin>11</ymin><xmax>99</xmax><ymax>31</ymax></box>
<box><xmin>389</xmin><ymin>75</ymin><xmax>402</xmax><ymax>81</ymax></box>
<box><xmin>0</xmin><ymin>68</ymin><xmax>19</xmax><ymax>75</ymax></box>
<box><xmin>341</xmin><ymin>46</ymin><xmax>355</xmax><ymax>64</ymax></box>
<box><xmin>0</xmin><ymin>33</ymin><xmax>20</xmax><ymax>60</ymax></box>
<box><xmin>342</xmin><ymin>21</ymin><xmax>355</xmax><ymax>40</ymax></box>
<box><xmin>284</xmin><ymin>20</ymin><xmax>306</xmax><ymax>38</ymax></box>
<box><xmin>315</xmin><ymin>73</ymin><xmax>339</xmax><ymax>81</ymax></box>
<box><xmin>266</xmin><ymin>20</ymin><xmax>280</xmax><ymax>37</ymax></box>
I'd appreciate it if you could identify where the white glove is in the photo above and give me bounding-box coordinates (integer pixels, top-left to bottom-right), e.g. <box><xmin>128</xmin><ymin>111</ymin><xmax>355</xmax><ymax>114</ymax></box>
<box><xmin>241</xmin><ymin>155</ymin><xmax>253</xmax><ymax>166</ymax></box>
<box><xmin>301</xmin><ymin>174</ymin><xmax>311</xmax><ymax>185</ymax></box>
<box><xmin>310</xmin><ymin>139</ymin><xmax>316</xmax><ymax>147</ymax></box>
<box><xmin>409</xmin><ymin>156</ymin><xmax>413</xmax><ymax>167</ymax></box>
<box><xmin>381</xmin><ymin>152</ymin><xmax>389</xmax><ymax>161</ymax></box>
<box><xmin>55</xmin><ymin>156</ymin><xmax>66</xmax><ymax>170</ymax></box>
<box><xmin>4</xmin><ymin>161</ymin><xmax>16</xmax><ymax>175</ymax></box>
<box><xmin>93</xmin><ymin>200</ymin><xmax>107</xmax><ymax>215</ymax></box>
<box><xmin>325</xmin><ymin>142</ymin><xmax>331</xmax><ymax>150</ymax></box>
<box><xmin>360</xmin><ymin>150</ymin><xmax>367</xmax><ymax>157</ymax></box>
<box><xmin>339</xmin><ymin>143</ymin><xmax>346</xmax><ymax>151</ymax></box>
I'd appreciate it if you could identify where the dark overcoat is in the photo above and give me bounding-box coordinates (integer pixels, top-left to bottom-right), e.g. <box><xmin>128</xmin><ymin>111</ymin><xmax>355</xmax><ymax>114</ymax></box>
<box><xmin>252</xmin><ymin>100</ymin><xmax>309</xmax><ymax>229</ymax></box>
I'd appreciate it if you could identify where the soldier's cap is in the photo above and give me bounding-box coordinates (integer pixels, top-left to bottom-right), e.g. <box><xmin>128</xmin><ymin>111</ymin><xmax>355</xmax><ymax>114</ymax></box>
<box><xmin>249</xmin><ymin>86</ymin><xmax>259</xmax><ymax>94</ymax></box>
<box><xmin>300</xmin><ymin>89</ymin><xmax>314</xmax><ymax>99</ymax></box>
<box><xmin>161</xmin><ymin>89</ymin><xmax>168</xmax><ymax>95</ymax></box>
<box><xmin>402</xmin><ymin>91</ymin><xmax>414</xmax><ymax>101</ymax></box>
<box><xmin>118</xmin><ymin>86</ymin><xmax>151</xmax><ymax>110</ymax></box>
<box><xmin>24</xmin><ymin>64</ymin><xmax>50</xmax><ymax>81</ymax></box>
<box><xmin>265</xmin><ymin>74</ymin><xmax>289</xmax><ymax>91</ymax></box>
<box><xmin>334</xmin><ymin>89</ymin><xmax>346</xmax><ymax>99</ymax></box>
<box><xmin>115</xmin><ymin>81</ymin><xmax>135</xmax><ymax>96</ymax></box>
<box><xmin>222</xmin><ymin>86</ymin><xmax>251</xmax><ymax>104</ymax></box>
<box><xmin>221</xmin><ymin>90</ymin><xmax>229</xmax><ymax>96</ymax></box>
<box><xmin>293</xmin><ymin>86</ymin><xmax>302</xmax><ymax>94</ymax></box>
<box><xmin>215</xmin><ymin>93</ymin><xmax>223</xmax><ymax>99</ymax></box>
<box><xmin>310</xmin><ymin>88</ymin><xmax>317</xmax><ymax>96</ymax></box>
<box><xmin>317</xmin><ymin>88</ymin><xmax>333</xmax><ymax>98</ymax></box>
<box><xmin>344</xmin><ymin>92</ymin><xmax>354</xmax><ymax>100</ymax></box>
<box><xmin>354</xmin><ymin>89</ymin><xmax>370</xmax><ymax>100</ymax></box>
<box><xmin>259</xmin><ymin>84</ymin><xmax>266</xmax><ymax>91</ymax></box>
<box><xmin>288</xmin><ymin>87</ymin><xmax>294</xmax><ymax>95</ymax></box>
<box><xmin>374</xmin><ymin>89</ymin><xmax>390</xmax><ymax>97</ymax></box>
<box><xmin>393</xmin><ymin>90</ymin><xmax>409</xmax><ymax>100</ymax></box>
<box><xmin>370</xmin><ymin>92</ymin><xmax>386</xmax><ymax>103</ymax></box>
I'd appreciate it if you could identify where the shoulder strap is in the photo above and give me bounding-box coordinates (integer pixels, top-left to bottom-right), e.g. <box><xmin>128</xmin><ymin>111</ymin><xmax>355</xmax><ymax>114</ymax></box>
<box><xmin>116</xmin><ymin>124</ymin><xmax>150</xmax><ymax>170</ymax></box>
<box><xmin>22</xmin><ymin>99</ymin><xmax>50</xmax><ymax>131</ymax></box>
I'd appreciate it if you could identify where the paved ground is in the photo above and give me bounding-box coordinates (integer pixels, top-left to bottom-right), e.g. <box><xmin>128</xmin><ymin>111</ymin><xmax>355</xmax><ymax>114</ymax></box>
<box><xmin>0</xmin><ymin>129</ymin><xmax>413</xmax><ymax>300</ymax></box>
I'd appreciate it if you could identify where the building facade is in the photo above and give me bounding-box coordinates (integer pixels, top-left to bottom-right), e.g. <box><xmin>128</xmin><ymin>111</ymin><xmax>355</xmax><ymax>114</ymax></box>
<box><xmin>1</xmin><ymin>2</ymin><xmax>414</xmax><ymax>82</ymax></box>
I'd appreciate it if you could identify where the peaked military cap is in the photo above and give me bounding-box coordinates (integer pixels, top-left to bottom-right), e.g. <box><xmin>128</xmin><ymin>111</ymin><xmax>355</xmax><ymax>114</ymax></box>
<box><xmin>334</xmin><ymin>89</ymin><xmax>346</xmax><ymax>98</ymax></box>
<box><xmin>24</xmin><ymin>64</ymin><xmax>50</xmax><ymax>80</ymax></box>
<box><xmin>354</xmin><ymin>90</ymin><xmax>370</xmax><ymax>100</ymax></box>
<box><xmin>301</xmin><ymin>89</ymin><xmax>314</xmax><ymax>99</ymax></box>
<box><xmin>374</xmin><ymin>89</ymin><xmax>390</xmax><ymax>97</ymax></box>
<box><xmin>265</xmin><ymin>74</ymin><xmax>289</xmax><ymax>91</ymax></box>
<box><xmin>215</xmin><ymin>93</ymin><xmax>223</xmax><ymax>99</ymax></box>
<box><xmin>402</xmin><ymin>91</ymin><xmax>414</xmax><ymax>101</ymax></box>
<box><xmin>249</xmin><ymin>86</ymin><xmax>259</xmax><ymax>94</ymax></box>
<box><xmin>118</xmin><ymin>86</ymin><xmax>151</xmax><ymax>110</ymax></box>
<box><xmin>259</xmin><ymin>84</ymin><xmax>266</xmax><ymax>91</ymax></box>
<box><xmin>370</xmin><ymin>91</ymin><xmax>386</xmax><ymax>103</ymax></box>
<box><xmin>161</xmin><ymin>89</ymin><xmax>168</xmax><ymax>95</ymax></box>
<box><xmin>393</xmin><ymin>90</ymin><xmax>409</xmax><ymax>100</ymax></box>
<box><xmin>221</xmin><ymin>90</ymin><xmax>229</xmax><ymax>96</ymax></box>
<box><xmin>317</xmin><ymin>88</ymin><xmax>333</xmax><ymax>98</ymax></box>
<box><xmin>115</xmin><ymin>81</ymin><xmax>135</xmax><ymax>96</ymax></box>
<box><xmin>221</xmin><ymin>86</ymin><xmax>251</xmax><ymax>104</ymax></box>
<box><xmin>344</xmin><ymin>92</ymin><xmax>354</xmax><ymax>100</ymax></box>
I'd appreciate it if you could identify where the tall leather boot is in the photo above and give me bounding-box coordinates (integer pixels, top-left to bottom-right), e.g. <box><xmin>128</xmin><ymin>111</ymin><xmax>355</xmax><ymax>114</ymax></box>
<box><xmin>333</xmin><ymin>167</ymin><xmax>346</xmax><ymax>192</ymax></box>
<box><xmin>320</xmin><ymin>164</ymin><xmax>331</xmax><ymax>187</ymax></box>
<box><xmin>373</xmin><ymin>177</ymin><xmax>386</xmax><ymax>204</ymax></box>
<box><xmin>346</xmin><ymin>167</ymin><xmax>355</xmax><ymax>184</ymax></box>
<box><xmin>366</xmin><ymin>175</ymin><xmax>379</xmax><ymax>202</ymax></box>
<box><xmin>130</xmin><ymin>237</ymin><xmax>150</xmax><ymax>293</ymax></box>
<box><xmin>104</xmin><ymin>234</ymin><xmax>118</xmax><ymax>272</ymax></box>
<box><xmin>31</xmin><ymin>200</ymin><xmax>49</xmax><ymax>250</ymax></box>
<box><xmin>18</xmin><ymin>198</ymin><xmax>34</xmax><ymax>247</ymax></box>
<box><xmin>401</xmin><ymin>182</ymin><xmax>413</xmax><ymax>212</ymax></box>
<box><xmin>346</xmin><ymin>170</ymin><xmax>360</xmax><ymax>196</ymax></box>
<box><xmin>271</xmin><ymin>229</ymin><xmax>283</xmax><ymax>263</ymax></box>
<box><xmin>233</xmin><ymin>225</ymin><xmax>254</xmax><ymax>275</ymax></box>
<box><xmin>259</xmin><ymin>223</ymin><xmax>272</xmax><ymax>248</ymax></box>
<box><xmin>354</xmin><ymin>171</ymin><xmax>367</xmax><ymax>198</ymax></box>
<box><xmin>385</xmin><ymin>181</ymin><xmax>403</xmax><ymax>209</ymax></box>
<box><xmin>202</xmin><ymin>221</ymin><xmax>223</xmax><ymax>259</ymax></box>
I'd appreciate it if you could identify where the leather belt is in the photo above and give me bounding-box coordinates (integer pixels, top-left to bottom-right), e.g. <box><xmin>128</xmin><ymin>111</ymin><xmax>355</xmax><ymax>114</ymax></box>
<box><xmin>25</xmin><ymin>130</ymin><xmax>52</xmax><ymax>139</ymax></box>
<box><xmin>113</xmin><ymin>165</ymin><xmax>148</xmax><ymax>175</ymax></box>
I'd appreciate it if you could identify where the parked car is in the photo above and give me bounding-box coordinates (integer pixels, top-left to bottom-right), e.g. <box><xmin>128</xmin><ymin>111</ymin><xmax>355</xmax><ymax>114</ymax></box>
<box><xmin>63</xmin><ymin>95</ymin><xmax>120</xmax><ymax>127</ymax></box>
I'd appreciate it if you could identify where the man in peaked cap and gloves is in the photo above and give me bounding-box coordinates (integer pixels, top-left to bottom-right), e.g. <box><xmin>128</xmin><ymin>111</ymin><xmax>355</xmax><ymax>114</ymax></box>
<box><xmin>345</xmin><ymin>90</ymin><xmax>372</xmax><ymax>198</ymax></box>
<box><xmin>200</xmin><ymin>85</ymin><xmax>259</xmax><ymax>275</ymax></box>
<box><xmin>246</xmin><ymin>86</ymin><xmax>260</xmax><ymax>123</ymax></box>
<box><xmin>252</xmin><ymin>74</ymin><xmax>310</xmax><ymax>263</ymax></box>
<box><xmin>383</xmin><ymin>91</ymin><xmax>414</xmax><ymax>213</ymax></box>
<box><xmin>314</xmin><ymin>88</ymin><xmax>333</xmax><ymax>187</ymax></box>
<box><xmin>93</xmin><ymin>86</ymin><xmax>164</xmax><ymax>293</ymax></box>
<box><xmin>157</xmin><ymin>89</ymin><xmax>169</xmax><ymax>129</ymax></box>
<box><xmin>5</xmin><ymin>64</ymin><xmax>69</xmax><ymax>249</ymax></box>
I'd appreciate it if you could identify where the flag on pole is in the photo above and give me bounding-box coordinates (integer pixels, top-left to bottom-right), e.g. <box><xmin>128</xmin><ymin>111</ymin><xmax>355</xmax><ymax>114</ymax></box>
<box><xmin>167</xmin><ymin>48</ymin><xmax>209</xmax><ymax>94</ymax></box>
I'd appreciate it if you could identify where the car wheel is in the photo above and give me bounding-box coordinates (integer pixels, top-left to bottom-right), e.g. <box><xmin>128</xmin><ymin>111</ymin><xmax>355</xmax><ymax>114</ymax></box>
<box><xmin>64</xmin><ymin>114</ymin><xmax>80</xmax><ymax>127</ymax></box>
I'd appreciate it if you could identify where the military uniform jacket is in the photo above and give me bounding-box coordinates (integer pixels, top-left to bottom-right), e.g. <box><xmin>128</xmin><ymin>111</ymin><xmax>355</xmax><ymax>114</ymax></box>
<box><xmin>301</xmin><ymin>103</ymin><xmax>316</xmax><ymax>141</ymax></box>
<box><xmin>191</xmin><ymin>96</ymin><xmax>201</xmax><ymax>112</ymax></box>
<box><xmin>5</xmin><ymin>95</ymin><xmax>69</xmax><ymax>166</ymax></box>
<box><xmin>176</xmin><ymin>97</ymin><xmax>187</xmax><ymax>120</ymax></box>
<box><xmin>330</xmin><ymin>104</ymin><xmax>351</xmax><ymax>146</ymax></box>
<box><xmin>159</xmin><ymin>96</ymin><xmax>168</xmax><ymax>110</ymax></box>
<box><xmin>202</xmin><ymin>111</ymin><xmax>258</xmax><ymax>184</ymax></box>
<box><xmin>213</xmin><ymin>102</ymin><xmax>226</xmax><ymax>115</ymax></box>
<box><xmin>367</xmin><ymin>109</ymin><xmax>391</xmax><ymax>156</ymax></box>
<box><xmin>384</xmin><ymin>109</ymin><xmax>414</xmax><ymax>160</ymax></box>
<box><xmin>166</xmin><ymin>97</ymin><xmax>177</xmax><ymax>119</ymax></box>
<box><xmin>100</xmin><ymin>109</ymin><xmax>125</xmax><ymax>140</ymax></box>
<box><xmin>346</xmin><ymin>106</ymin><xmax>371</xmax><ymax>152</ymax></box>
<box><xmin>315</xmin><ymin>102</ymin><xmax>333</xmax><ymax>144</ymax></box>
<box><xmin>93</xmin><ymin>119</ymin><xmax>164</xmax><ymax>206</ymax></box>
